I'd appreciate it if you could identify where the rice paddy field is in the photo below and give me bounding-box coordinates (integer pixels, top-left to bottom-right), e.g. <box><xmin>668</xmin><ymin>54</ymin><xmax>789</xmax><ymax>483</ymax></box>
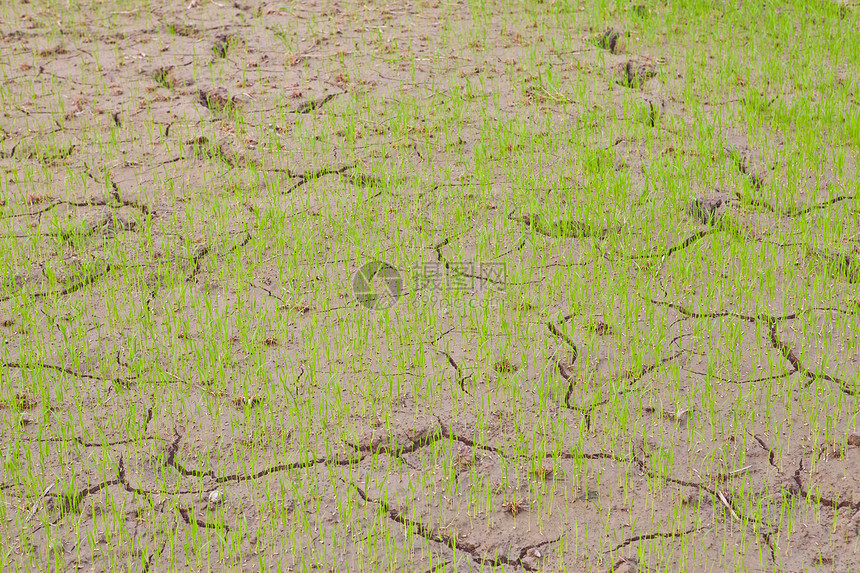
<box><xmin>1</xmin><ymin>0</ymin><xmax>860</xmax><ymax>571</ymax></box>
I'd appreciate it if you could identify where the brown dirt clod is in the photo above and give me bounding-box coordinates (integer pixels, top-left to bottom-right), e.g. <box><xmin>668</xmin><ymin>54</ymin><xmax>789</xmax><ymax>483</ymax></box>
<box><xmin>198</xmin><ymin>87</ymin><xmax>237</xmax><ymax>112</ymax></box>
<box><xmin>598</xmin><ymin>28</ymin><xmax>621</xmax><ymax>53</ymax></box>
<box><xmin>617</xmin><ymin>59</ymin><xmax>657</xmax><ymax>88</ymax></box>
<box><xmin>688</xmin><ymin>196</ymin><xmax>725</xmax><ymax>225</ymax></box>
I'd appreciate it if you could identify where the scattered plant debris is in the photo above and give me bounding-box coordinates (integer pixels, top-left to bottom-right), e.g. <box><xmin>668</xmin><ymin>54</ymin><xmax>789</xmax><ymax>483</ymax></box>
<box><xmin>233</xmin><ymin>394</ymin><xmax>262</xmax><ymax>408</ymax></box>
<box><xmin>493</xmin><ymin>358</ymin><xmax>518</xmax><ymax>374</ymax></box>
<box><xmin>0</xmin><ymin>393</ymin><xmax>37</xmax><ymax>410</ymax></box>
<box><xmin>502</xmin><ymin>498</ymin><xmax>529</xmax><ymax>516</ymax></box>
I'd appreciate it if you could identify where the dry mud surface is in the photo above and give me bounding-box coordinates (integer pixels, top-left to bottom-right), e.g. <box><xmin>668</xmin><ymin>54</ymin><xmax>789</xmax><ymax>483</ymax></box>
<box><xmin>1</xmin><ymin>1</ymin><xmax>860</xmax><ymax>572</ymax></box>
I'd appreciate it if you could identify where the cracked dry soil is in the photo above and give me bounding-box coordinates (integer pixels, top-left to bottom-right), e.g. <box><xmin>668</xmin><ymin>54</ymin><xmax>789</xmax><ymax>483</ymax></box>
<box><xmin>2</xmin><ymin>0</ymin><xmax>860</xmax><ymax>572</ymax></box>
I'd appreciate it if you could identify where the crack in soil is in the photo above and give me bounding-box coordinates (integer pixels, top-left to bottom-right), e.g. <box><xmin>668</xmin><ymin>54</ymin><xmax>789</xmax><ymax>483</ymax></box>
<box><xmin>165</xmin><ymin>430</ymin><xmax>365</xmax><ymax>483</ymax></box>
<box><xmin>176</xmin><ymin>505</ymin><xmax>229</xmax><ymax>532</ymax></box>
<box><xmin>752</xmin><ymin>433</ymin><xmax>780</xmax><ymax>470</ymax></box>
<box><xmin>350</xmin><ymin>418</ymin><xmax>504</xmax><ymax>460</ymax></box>
<box><xmin>56</xmin><ymin>476</ymin><xmax>121</xmax><ymax>516</ymax></box>
<box><xmin>0</xmin><ymin>199</ymin><xmax>64</xmax><ymax>220</ymax></box>
<box><xmin>29</xmin><ymin>404</ymin><xmax>155</xmax><ymax>448</ymax></box>
<box><xmin>0</xmin><ymin>360</ymin><xmax>134</xmax><ymax>385</ymax></box>
<box><xmin>284</xmin><ymin>163</ymin><xmax>355</xmax><ymax>194</ymax></box>
<box><xmin>652</xmin><ymin>297</ymin><xmax>840</xmax><ymax>325</ymax></box>
<box><xmin>419</xmin><ymin>561</ymin><xmax>451</xmax><ymax>573</ymax></box>
<box><xmin>736</xmin><ymin>190</ymin><xmax>854</xmax><ymax>218</ymax></box>
<box><xmin>561</xmin><ymin>349</ymin><xmax>683</xmax><ymax>429</ymax></box>
<box><xmin>518</xmin><ymin>213</ymin><xmax>617</xmax><ymax>239</ymax></box>
<box><xmin>730</xmin><ymin>148</ymin><xmax>853</xmax><ymax>218</ymax></box>
<box><xmin>185</xmin><ymin>226</ymin><xmax>254</xmax><ymax>284</ymax></box>
<box><xmin>767</xmin><ymin>318</ymin><xmax>855</xmax><ymax>395</ymax></box>
<box><xmin>790</xmin><ymin>458</ymin><xmax>860</xmax><ymax>512</ymax></box>
<box><xmin>630</xmin><ymin>450</ymin><xmax>788</xmax><ymax>553</ymax></box>
<box><xmin>432</xmin><ymin>237</ymin><xmax>508</xmax><ymax>287</ymax></box>
<box><xmin>351</xmin><ymin>481</ymin><xmax>560</xmax><ymax>570</ymax></box>
<box><xmin>295</xmin><ymin>92</ymin><xmax>339</xmax><ymax>114</ymax></box>
<box><xmin>652</xmin><ymin>296</ymin><xmax>856</xmax><ymax>393</ymax></box>
<box><xmin>634</xmin><ymin>228</ymin><xmax>716</xmax><ymax>260</ymax></box>
<box><xmin>732</xmin><ymin>152</ymin><xmax>766</xmax><ymax>192</ymax></box>
<box><xmin>547</xmin><ymin>315</ymin><xmax>578</xmax><ymax>353</ymax></box>
<box><xmin>141</xmin><ymin>526</ymin><xmax>172</xmax><ymax>573</ymax></box>
<box><xmin>83</xmin><ymin>163</ymin><xmax>153</xmax><ymax>216</ymax></box>
<box><xmin>608</xmin><ymin>525</ymin><xmax>706</xmax><ymax>553</ymax></box>
<box><xmin>0</xmin><ymin>262</ymin><xmax>115</xmax><ymax>302</ymax></box>
<box><xmin>34</xmin><ymin>265</ymin><xmax>112</xmax><ymax>300</ymax></box>
<box><xmin>31</xmin><ymin>434</ymin><xmax>161</xmax><ymax>448</ymax></box>
<box><xmin>762</xmin><ymin>531</ymin><xmax>779</xmax><ymax>569</ymax></box>
<box><xmin>438</xmin><ymin>350</ymin><xmax>472</xmax><ymax>396</ymax></box>
<box><xmin>347</xmin><ymin>426</ymin><xmax>448</xmax><ymax>456</ymax></box>
<box><xmin>117</xmin><ymin>456</ymin><xmax>206</xmax><ymax>497</ymax></box>
<box><xmin>108</xmin><ymin>177</ymin><xmax>152</xmax><ymax>216</ymax></box>
<box><xmin>186</xmin><ymin>245</ymin><xmax>211</xmax><ymax>282</ymax></box>
<box><xmin>683</xmin><ymin>368</ymin><xmax>793</xmax><ymax>386</ymax></box>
